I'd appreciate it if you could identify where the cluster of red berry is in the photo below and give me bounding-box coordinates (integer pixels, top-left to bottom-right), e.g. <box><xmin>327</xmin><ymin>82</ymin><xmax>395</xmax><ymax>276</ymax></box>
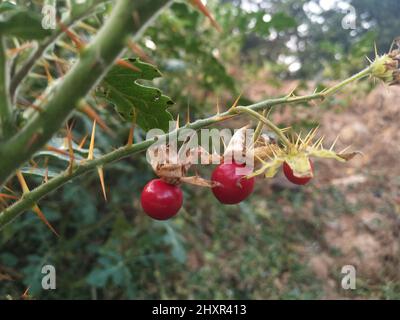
<box><xmin>140</xmin><ymin>160</ymin><xmax>313</xmax><ymax>220</ymax></box>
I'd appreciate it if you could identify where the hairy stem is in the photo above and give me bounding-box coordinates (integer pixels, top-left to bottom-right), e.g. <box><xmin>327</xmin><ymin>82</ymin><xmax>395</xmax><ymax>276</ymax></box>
<box><xmin>0</xmin><ymin>63</ymin><xmax>376</xmax><ymax>229</ymax></box>
<box><xmin>0</xmin><ymin>37</ymin><xmax>13</xmax><ymax>139</ymax></box>
<box><xmin>0</xmin><ymin>0</ymin><xmax>173</xmax><ymax>186</ymax></box>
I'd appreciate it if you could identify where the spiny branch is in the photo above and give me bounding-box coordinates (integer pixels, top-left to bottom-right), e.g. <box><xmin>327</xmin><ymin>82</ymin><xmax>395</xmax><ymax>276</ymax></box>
<box><xmin>0</xmin><ymin>63</ymin><xmax>375</xmax><ymax>229</ymax></box>
<box><xmin>0</xmin><ymin>0</ymin><xmax>174</xmax><ymax>186</ymax></box>
<box><xmin>9</xmin><ymin>0</ymin><xmax>112</xmax><ymax>100</ymax></box>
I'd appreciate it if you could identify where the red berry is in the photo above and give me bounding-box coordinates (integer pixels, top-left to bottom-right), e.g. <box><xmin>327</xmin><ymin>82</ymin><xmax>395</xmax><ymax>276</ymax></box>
<box><xmin>140</xmin><ymin>179</ymin><xmax>183</xmax><ymax>220</ymax></box>
<box><xmin>283</xmin><ymin>160</ymin><xmax>314</xmax><ymax>185</ymax></box>
<box><xmin>211</xmin><ymin>162</ymin><xmax>255</xmax><ymax>205</ymax></box>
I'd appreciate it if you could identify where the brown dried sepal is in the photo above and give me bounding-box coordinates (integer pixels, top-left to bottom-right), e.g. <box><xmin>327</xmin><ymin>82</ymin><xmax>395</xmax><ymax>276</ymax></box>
<box><xmin>337</xmin><ymin>151</ymin><xmax>363</xmax><ymax>161</ymax></box>
<box><xmin>148</xmin><ymin>144</ymin><xmax>216</xmax><ymax>187</ymax></box>
<box><xmin>180</xmin><ymin>176</ymin><xmax>221</xmax><ymax>188</ymax></box>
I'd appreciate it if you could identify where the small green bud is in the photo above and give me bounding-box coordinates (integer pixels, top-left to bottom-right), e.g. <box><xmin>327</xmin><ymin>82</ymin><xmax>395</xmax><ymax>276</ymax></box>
<box><xmin>370</xmin><ymin>50</ymin><xmax>400</xmax><ymax>85</ymax></box>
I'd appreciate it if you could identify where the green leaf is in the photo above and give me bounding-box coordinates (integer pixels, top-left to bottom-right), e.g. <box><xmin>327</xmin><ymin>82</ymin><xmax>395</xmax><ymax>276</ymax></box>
<box><xmin>98</xmin><ymin>58</ymin><xmax>174</xmax><ymax>132</ymax></box>
<box><xmin>33</xmin><ymin>137</ymin><xmax>102</xmax><ymax>163</ymax></box>
<box><xmin>0</xmin><ymin>9</ymin><xmax>52</xmax><ymax>40</ymax></box>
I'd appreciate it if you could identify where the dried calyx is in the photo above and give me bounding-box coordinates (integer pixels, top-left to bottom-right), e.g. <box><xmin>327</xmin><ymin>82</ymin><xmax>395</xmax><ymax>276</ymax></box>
<box><xmin>147</xmin><ymin>143</ymin><xmax>218</xmax><ymax>187</ymax></box>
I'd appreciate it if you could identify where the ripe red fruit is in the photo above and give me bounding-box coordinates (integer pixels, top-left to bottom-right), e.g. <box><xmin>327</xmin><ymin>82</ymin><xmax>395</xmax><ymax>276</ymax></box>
<box><xmin>140</xmin><ymin>179</ymin><xmax>183</xmax><ymax>220</ymax></box>
<box><xmin>211</xmin><ymin>162</ymin><xmax>255</xmax><ymax>205</ymax></box>
<box><xmin>283</xmin><ymin>160</ymin><xmax>314</xmax><ymax>185</ymax></box>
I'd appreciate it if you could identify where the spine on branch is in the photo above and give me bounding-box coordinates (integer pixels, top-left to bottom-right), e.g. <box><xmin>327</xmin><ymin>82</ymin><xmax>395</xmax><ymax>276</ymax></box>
<box><xmin>0</xmin><ymin>0</ymin><xmax>173</xmax><ymax>186</ymax></box>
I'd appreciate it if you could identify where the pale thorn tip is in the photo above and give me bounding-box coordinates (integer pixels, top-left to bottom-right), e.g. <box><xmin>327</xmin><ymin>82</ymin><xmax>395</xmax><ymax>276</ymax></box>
<box><xmin>175</xmin><ymin>114</ymin><xmax>180</xmax><ymax>130</ymax></box>
<box><xmin>339</xmin><ymin>145</ymin><xmax>351</xmax><ymax>154</ymax></box>
<box><xmin>229</xmin><ymin>93</ymin><xmax>242</xmax><ymax>110</ymax></box>
<box><xmin>216</xmin><ymin>96</ymin><xmax>220</xmax><ymax>114</ymax></box>
<box><xmin>88</xmin><ymin>120</ymin><xmax>97</xmax><ymax>160</ymax></box>
<box><xmin>330</xmin><ymin>135</ymin><xmax>340</xmax><ymax>151</ymax></box>
<box><xmin>97</xmin><ymin>167</ymin><xmax>107</xmax><ymax>201</ymax></box>
<box><xmin>295</xmin><ymin>131</ymin><xmax>302</xmax><ymax>148</ymax></box>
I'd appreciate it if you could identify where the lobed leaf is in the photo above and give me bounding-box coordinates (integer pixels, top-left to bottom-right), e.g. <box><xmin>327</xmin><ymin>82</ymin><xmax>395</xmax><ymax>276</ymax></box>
<box><xmin>98</xmin><ymin>58</ymin><xmax>174</xmax><ymax>132</ymax></box>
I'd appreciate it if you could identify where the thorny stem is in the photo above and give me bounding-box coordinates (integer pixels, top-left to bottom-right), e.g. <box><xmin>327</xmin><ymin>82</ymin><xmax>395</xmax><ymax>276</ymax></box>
<box><xmin>9</xmin><ymin>0</ymin><xmax>112</xmax><ymax>100</ymax></box>
<box><xmin>0</xmin><ymin>62</ymin><xmax>377</xmax><ymax>229</ymax></box>
<box><xmin>0</xmin><ymin>37</ymin><xmax>13</xmax><ymax>139</ymax></box>
<box><xmin>321</xmin><ymin>67</ymin><xmax>372</xmax><ymax>96</ymax></box>
<box><xmin>0</xmin><ymin>0</ymin><xmax>173</xmax><ymax>187</ymax></box>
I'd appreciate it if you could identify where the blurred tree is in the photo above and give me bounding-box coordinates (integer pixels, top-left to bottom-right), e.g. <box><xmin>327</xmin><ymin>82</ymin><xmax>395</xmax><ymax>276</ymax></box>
<box><xmin>217</xmin><ymin>0</ymin><xmax>398</xmax><ymax>78</ymax></box>
<box><xmin>350</xmin><ymin>0</ymin><xmax>400</xmax><ymax>52</ymax></box>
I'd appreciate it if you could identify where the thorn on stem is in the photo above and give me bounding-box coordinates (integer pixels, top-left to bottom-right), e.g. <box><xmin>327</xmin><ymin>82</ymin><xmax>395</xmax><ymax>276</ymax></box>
<box><xmin>88</xmin><ymin>120</ymin><xmax>97</xmax><ymax>161</ymax></box>
<box><xmin>189</xmin><ymin>0</ymin><xmax>222</xmax><ymax>32</ymax></box>
<box><xmin>58</xmin><ymin>19</ymin><xmax>86</xmax><ymax>50</ymax></box>
<box><xmin>78</xmin><ymin>134</ymin><xmax>88</xmax><ymax>149</ymax></box>
<box><xmin>97</xmin><ymin>167</ymin><xmax>107</xmax><ymax>202</ymax></box>
<box><xmin>15</xmin><ymin>171</ymin><xmax>59</xmax><ymax>237</ymax></box>
<box><xmin>116</xmin><ymin>59</ymin><xmax>141</xmax><ymax>72</ymax></box>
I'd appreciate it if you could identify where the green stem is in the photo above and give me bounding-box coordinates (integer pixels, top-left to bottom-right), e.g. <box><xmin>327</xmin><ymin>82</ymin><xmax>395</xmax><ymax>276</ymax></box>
<box><xmin>321</xmin><ymin>66</ymin><xmax>372</xmax><ymax>97</ymax></box>
<box><xmin>253</xmin><ymin>110</ymin><xmax>266</xmax><ymax>143</ymax></box>
<box><xmin>235</xmin><ymin>106</ymin><xmax>291</xmax><ymax>146</ymax></box>
<box><xmin>9</xmin><ymin>0</ymin><xmax>112</xmax><ymax>100</ymax></box>
<box><xmin>0</xmin><ymin>37</ymin><xmax>13</xmax><ymax>139</ymax></box>
<box><xmin>0</xmin><ymin>0</ymin><xmax>173</xmax><ymax>186</ymax></box>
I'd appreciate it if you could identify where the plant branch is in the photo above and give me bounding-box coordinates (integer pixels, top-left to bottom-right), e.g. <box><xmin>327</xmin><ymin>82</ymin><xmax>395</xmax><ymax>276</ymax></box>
<box><xmin>322</xmin><ymin>67</ymin><xmax>372</xmax><ymax>96</ymax></box>
<box><xmin>0</xmin><ymin>37</ymin><xmax>13</xmax><ymax>139</ymax></box>
<box><xmin>0</xmin><ymin>63</ymin><xmax>376</xmax><ymax>229</ymax></box>
<box><xmin>253</xmin><ymin>110</ymin><xmax>266</xmax><ymax>143</ymax></box>
<box><xmin>0</xmin><ymin>0</ymin><xmax>173</xmax><ymax>186</ymax></box>
<box><xmin>234</xmin><ymin>106</ymin><xmax>291</xmax><ymax>146</ymax></box>
<box><xmin>9</xmin><ymin>0</ymin><xmax>112</xmax><ymax>100</ymax></box>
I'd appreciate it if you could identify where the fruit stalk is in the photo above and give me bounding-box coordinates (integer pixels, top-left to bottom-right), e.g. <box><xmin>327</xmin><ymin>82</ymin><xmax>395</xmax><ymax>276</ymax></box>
<box><xmin>234</xmin><ymin>106</ymin><xmax>291</xmax><ymax>146</ymax></box>
<box><xmin>0</xmin><ymin>36</ymin><xmax>13</xmax><ymax>140</ymax></box>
